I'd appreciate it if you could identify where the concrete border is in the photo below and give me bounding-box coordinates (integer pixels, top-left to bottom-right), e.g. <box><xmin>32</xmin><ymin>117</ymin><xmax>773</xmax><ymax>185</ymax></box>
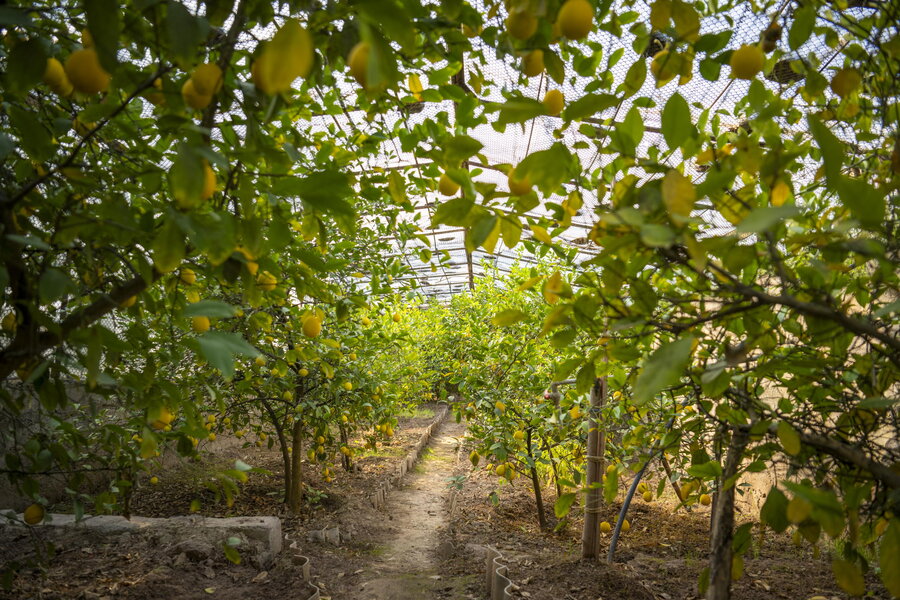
<box><xmin>485</xmin><ymin>546</ymin><xmax>514</xmax><ymax>600</ymax></box>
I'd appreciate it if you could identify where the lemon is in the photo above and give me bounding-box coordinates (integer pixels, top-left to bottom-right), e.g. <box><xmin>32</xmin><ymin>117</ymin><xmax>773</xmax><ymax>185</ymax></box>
<box><xmin>348</xmin><ymin>352</ymin><xmax>357</xmax><ymax>360</ymax></box>
<box><xmin>650</xmin><ymin>49</ymin><xmax>678</xmax><ymax>85</ymax></box>
<box><xmin>299</xmin><ymin>367</ymin><xmax>309</xmax><ymax>377</ymax></box>
<box><xmin>621</xmin><ymin>519</ymin><xmax>630</xmax><ymax>532</ymax></box>
<box><xmin>699</xmin><ymin>493</ymin><xmax>711</xmax><ymax>506</ymax></box>
<box><xmin>191</xmin><ymin>62</ymin><xmax>223</xmax><ymax>96</ymax></box>
<box><xmin>150</xmin><ymin>476</ymin><xmax>159</xmax><ymax>485</ymax></box>
<box><xmin>569</xmin><ymin>406</ymin><xmax>582</xmax><ymax>419</ymax></box>
<box><xmin>469</xmin><ymin>450</ymin><xmax>480</xmax><ymax>466</ymax></box>
<box><xmin>254</xmin><ymin>356</ymin><xmax>266</xmax><ymax>367</ymax></box>
<box><xmin>600</xmin><ymin>521</ymin><xmax>611</xmax><ymax>533</ymax></box>
<box><xmin>508</xmin><ymin>169</ymin><xmax>532</xmax><ymax>195</ymax></box>
<box><xmin>557</xmin><ymin>0</ymin><xmax>593</xmax><ymax>40</ymax></box>
<box><xmin>65</xmin><ymin>48</ymin><xmax>110</xmax><ymax>94</ymax></box>
<box><xmin>607</xmin><ymin>464</ymin><xmax>617</xmax><ymax>475</ymax></box>
<box><xmin>343</xmin><ymin>381</ymin><xmax>353</xmax><ymax>391</ymax></box>
<box><xmin>506</xmin><ymin>10</ymin><xmax>537</xmax><ymax>40</ymax></box>
<box><xmin>120</xmin><ymin>295</ymin><xmax>137</xmax><ymax>308</ymax></box>
<box><xmin>180</xmin><ymin>268</ymin><xmax>196</xmax><ymax>285</ymax></box>
<box><xmin>208</xmin><ymin>432</ymin><xmax>216</xmax><ymax>441</ymax></box>
<box><xmin>150</xmin><ymin>406</ymin><xmax>175</xmax><ymax>430</ymax></box>
<box><xmin>495</xmin><ymin>464</ymin><xmax>507</xmax><ymax>477</ymax></box>
<box><xmin>542</xmin><ymin>89</ymin><xmax>564</xmax><ymax>116</ymax></box>
<box><xmin>830</xmin><ymin>68</ymin><xmax>861</xmax><ymax>98</ymax></box>
<box><xmin>513</xmin><ymin>430</ymin><xmax>525</xmax><ymax>441</ymax></box>
<box><xmin>254</xmin><ymin>20</ymin><xmax>314</xmax><ymax>95</ymax></box>
<box><xmin>245</xmin><ymin>260</ymin><xmax>259</xmax><ymax>276</ymax></box>
<box><xmin>303</xmin><ymin>315</ymin><xmax>322</xmax><ymax>338</ymax></box>
<box><xmin>348</xmin><ymin>42</ymin><xmax>371</xmax><ymax>88</ymax></box>
<box><xmin>181</xmin><ymin>79</ymin><xmax>212</xmax><ymax>109</ymax></box>
<box><xmin>495</xmin><ymin>400</ymin><xmax>506</xmax><ymax>412</ymax></box>
<box><xmin>361</xmin><ymin>316</ymin><xmax>372</xmax><ymax>326</ymax></box>
<box><xmin>192</xmin><ymin>316</ymin><xmax>210</xmax><ymax>333</ymax></box>
<box><xmin>23</xmin><ymin>503</ymin><xmax>44</xmax><ymax>525</ymax></box>
<box><xmin>392</xmin><ymin>313</ymin><xmax>401</xmax><ymax>323</ymax></box>
<box><xmin>43</xmin><ymin>57</ymin><xmax>66</xmax><ymax>87</ymax></box>
<box><xmin>642</xmin><ymin>491</ymin><xmax>653</xmax><ymax>502</ymax></box>
<box><xmin>522</xmin><ymin>49</ymin><xmax>544</xmax><ymax>77</ymax></box>
<box><xmin>2</xmin><ymin>313</ymin><xmax>17</xmax><ymax>332</ymax></box>
<box><xmin>185</xmin><ymin>289</ymin><xmax>200</xmax><ymax>303</ymax></box>
<box><xmin>729</xmin><ymin>44</ymin><xmax>764</xmax><ymax>80</ymax></box>
<box><xmin>202</xmin><ymin>161</ymin><xmax>216</xmax><ymax>199</ymax></box>
<box><xmin>438</xmin><ymin>172</ymin><xmax>460</xmax><ymax>196</ymax></box>
<box><xmin>257</xmin><ymin>271</ymin><xmax>277</xmax><ymax>291</ymax></box>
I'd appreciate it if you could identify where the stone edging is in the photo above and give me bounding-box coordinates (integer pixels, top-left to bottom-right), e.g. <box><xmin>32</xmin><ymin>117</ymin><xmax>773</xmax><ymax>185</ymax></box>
<box><xmin>367</xmin><ymin>403</ymin><xmax>449</xmax><ymax>510</ymax></box>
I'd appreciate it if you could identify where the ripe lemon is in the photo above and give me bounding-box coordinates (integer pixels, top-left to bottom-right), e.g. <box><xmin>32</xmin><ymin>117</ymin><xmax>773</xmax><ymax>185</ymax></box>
<box><xmin>699</xmin><ymin>493</ymin><xmax>711</xmax><ymax>506</ymax></box>
<box><xmin>438</xmin><ymin>172</ymin><xmax>460</xmax><ymax>196</ymax></box>
<box><xmin>245</xmin><ymin>260</ymin><xmax>259</xmax><ymax>276</ymax></box>
<box><xmin>180</xmin><ymin>268</ymin><xmax>196</xmax><ymax>285</ymax></box>
<box><xmin>150</xmin><ymin>476</ymin><xmax>159</xmax><ymax>485</ymax></box>
<box><xmin>120</xmin><ymin>295</ymin><xmax>137</xmax><ymax>308</ymax></box>
<box><xmin>255</xmin><ymin>356</ymin><xmax>266</xmax><ymax>367</ymax></box>
<box><xmin>621</xmin><ymin>519</ymin><xmax>630</xmax><ymax>532</ymax></box>
<box><xmin>650</xmin><ymin>50</ymin><xmax>678</xmax><ymax>85</ymax></box>
<box><xmin>257</xmin><ymin>270</ymin><xmax>277</xmax><ymax>291</ymax></box>
<box><xmin>557</xmin><ymin>0</ymin><xmax>593</xmax><ymax>40</ymax></box>
<box><xmin>469</xmin><ymin>450</ymin><xmax>480</xmax><ymax>466</ymax></box>
<box><xmin>830</xmin><ymin>68</ymin><xmax>861</xmax><ymax>98</ymax></box>
<box><xmin>202</xmin><ymin>162</ymin><xmax>216</xmax><ymax>199</ymax></box>
<box><xmin>600</xmin><ymin>521</ymin><xmax>611</xmax><ymax>533</ymax></box>
<box><xmin>392</xmin><ymin>313</ymin><xmax>401</xmax><ymax>323</ymax></box>
<box><xmin>207</xmin><ymin>432</ymin><xmax>216</xmax><ymax>441</ymax></box>
<box><xmin>150</xmin><ymin>406</ymin><xmax>175</xmax><ymax>430</ymax></box>
<box><xmin>506</xmin><ymin>10</ymin><xmax>537</xmax><ymax>40</ymax></box>
<box><xmin>508</xmin><ymin>169</ymin><xmax>532</xmax><ymax>195</ymax></box>
<box><xmin>348</xmin><ymin>42</ymin><xmax>371</xmax><ymax>88</ymax></box>
<box><xmin>303</xmin><ymin>315</ymin><xmax>322</xmax><ymax>338</ymax></box>
<box><xmin>192</xmin><ymin>316</ymin><xmax>210</xmax><ymax>333</ymax></box>
<box><xmin>23</xmin><ymin>503</ymin><xmax>44</xmax><ymax>525</ymax></box>
<box><xmin>522</xmin><ymin>49</ymin><xmax>544</xmax><ymax>77</ymax></box>
<box><xmin>65</xmin><ymin>48</ymin><xmax>110</xmax><ymax>94</ymax></box>
<box><xmin>729</xmin><ymin>44</ymin><xmax>764</xmax><ymax>80</ymax></box>
<box><xmin>181</xmin><ymin>79</ymin><xmax>212</xmax><ymax>110</ymax></box>
<box><xmin>343</xmin><ymin>381</ymin><xmax>353</xmax><ymax>391</ymax></box>
<box><xmin>542</xmin><ymin>89</ymin><xmax>564</xmax><ymax>115</ymax></box>
<box><xmin>569</xmin><ymin>406</ymin><xmax>582</xmax><ymax>419</ymax></box>
<box><xmin>191</xmin><ymin>62</ymin><xmax>223</xmax><ymax>96</ymax></box>
<box><xmin>607</xmin><ymin>464</ymin><xmax>617</xmax><ymax>475</ymax></box>
<box><xmin>361</xmin><ymin>316</ymin><xmax>372</xmax><ymax>326</ymax></box>
<box><xmin>495</xmin><ymin>400</ymin><xmax>506</xmax><ymax>412</ymax></box>
<box><xmin>282</xmin><ymin>390</ymin><xmax>293</xmax><ymax>401</ymax></box>
<box><xmin>43</xmin><ymin>57</ymin><xmax>66</xmax><ymax>87</ymax></box>
<box><xmin>299</xmin><ymin>367</ymin><xmax>309</xmax><ymax>376</ymax></box>
<box><xmin>642</xmin><ymin>491</ymin><xmax>653</xmax><ymax>502</ymax></box>
<box><xmin>495</xmin><ymin>464</ymin><xmax>507</xmax><ymax>477</ymax></box>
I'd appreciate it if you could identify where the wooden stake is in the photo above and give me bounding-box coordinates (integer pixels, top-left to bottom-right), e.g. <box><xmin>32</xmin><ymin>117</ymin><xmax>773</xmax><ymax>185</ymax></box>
<box><xmin>582</xmin><ymin>376</ymin><xmax>606</xmax><ymax>558</ymax></box>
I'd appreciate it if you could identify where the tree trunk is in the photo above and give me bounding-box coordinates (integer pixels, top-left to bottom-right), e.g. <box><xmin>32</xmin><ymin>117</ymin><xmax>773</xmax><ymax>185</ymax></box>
<box><xmin>526</xmin><ymin>429</ymin><xmax>547</xmax><ymax>529</ymax></box>
<box><xmin>706</xmin><ymin>428</ymin><xmax>749</xmax><ymax>600</ymax></box>
<box><xmin>288</xmin><ymin>419</ymin><xmax>304</xmax><ymax>514</ymax></box>
<box><xmin>260</xmin><ymin>397</ymin><xmax>292</xmax><ymax>505</ymax></box>
<box><xmin>582</xmin><ymin>376</ymin><xmax>606</xmax><ymax>559</ymax></box>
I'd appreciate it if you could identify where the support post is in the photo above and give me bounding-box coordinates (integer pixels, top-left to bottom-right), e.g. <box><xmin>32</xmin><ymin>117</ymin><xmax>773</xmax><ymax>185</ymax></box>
<box><xmin>581</xmin><ymin>376</ymin><xmax>606</xmax><ymax>558</ymax></box>
<box><xmin>706</xmin><ymin>428</ymin><xmax>749</xmax><ymax>599</ymax></box>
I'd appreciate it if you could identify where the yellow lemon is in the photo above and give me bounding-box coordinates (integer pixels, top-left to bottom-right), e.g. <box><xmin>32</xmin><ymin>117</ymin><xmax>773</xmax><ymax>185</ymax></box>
<box><xmin>202</xmin><ymin>162</ymin><xmax>216</xmax><ymax>199</ymax></box>
<box><xmin>65</xmin><ymin>48</ymin><xmax>110</xmax><ymax>94</ymax></box>
<box><xmin>23</xmin><ymin>503</ymin><xmax>44</xmax><ymax>525</ymax></box>
<box><xmin>508</xmin><ymin>169</ymin><xmax>532</xmax><ymax>195</ymax></box>
<box><xmin>150</xmin><ymin>476</ymin><xmax>159</xmax><ymax>485</ymax></box>
<box><xmin>557</xmin><ymin>0</ymin><xmax>593</xmax><ymax>40</ymax></box>
<box><xmin>191</xmin><ymin>62</ymin><xmax>223</xmax><ymax>96</ymax></box>
<box><xmin>506</xmin><ymin>10</ymin><xmax>537</xmax><ymax>40</ymax></box>
<box><xmin>282</xmin><ymin>390</ymin><xmax>293</xmax><ymax>401</ymax></box>
<box><xmin>699</xmin><ymin>493</ymin><xmax>711</xmax><ymax>506</ymax></box>
<box><xmin>257</xmin><ymin>271</ymin><xmax>277</xmax><ymax>291</ymax></box>
<box><xmin>542</xmin><ymin>89</ymin><xmax>564</xmax><ymax>116</ymax></box>
<box><xmin>729</xmin><ymin>44</ymin><xmax>764</xmax><ymax>80</ymax></box>
<box><xmin>438</xmin><ymin>172</ymin><xmax>460</xmax><ymax>196</ymax></box>
<box><xmin>303</xmin><ymin>315</ymin><xmax>322</xmax><ymax>338</ymax></box>
<box><xmin>495</xmin><ymin>464</ymin><xmax>507</xmax><ymax>477</ymax></box>
<box><xmin>621</xmin><ymin>519</ymin><xmax>630</xmax><ymax>532</ymax></box>
<box><xmin>522</xmin><ymin>49</ymin><xmax>544</xmax><ymax>77</ymax></box>
<box><xmin>600</xmin><ymin>521</ymin><xmax>611</xmax><ymax>533</ymax></box>
<box><xmin>513</xmin><ymin>430</ymin><xmax>525</xmax><ymax>441</ymax></box>
<box><xmin>343</xmin><ymin>381</ymin><xmax>353</xmax><ymax>391</ymax></box>
<box><xmin>43</xmin><ymin>57</ymin><xmax>66</xmax><ymax>87</ymax></box>
<box><xmin>192</xmin><ymin>316</ymin><xmax>210</xmax><ymax>333</ymax></box>
<box><xmin>254</xmin><ymin>20</ymin><xmax>314</xmax><ymax>94</ymax></box>
<box><xmin>361</xmin><ymin>316</ymin><xmax>372</xmax><ymax>326</ymax></box>
<box><xmin>569</xmin><ymin>406</ymin><xmax>582</xmax><ymax>419</ymax></box>
<box><xmin>495</xmin><ymin>401</ymin><xmax>506</xmax><ymax>412</ymax></box>
<box><xmin>207</xmin><ymin>433</ymin><xmax>216</xmax><ymax>441</ymax></box>
<box><xmin>299</xmin><ymin>367</ymin><xmax>309</xmax><ymax>376</ymax></box>
<box><xmin>642</xmin><ymin>491</ymin><xmax>653</xmax><ymax>502</ymax></box>
<box><xmin>181</xmin><ymin>79</ymin><xmax>212</xmax><ymax>110</ymax></box>
<box><xmin>607</xmin><ymin>464</ymin><xmax>617</xmax><ymax>475</ymax></box>
<box><xmin>254</xmin><ymin>355</ymin><xmax>266</xmax><ymax>367</ymax></box>
<box><xmin>180</xmin><ymin>268</ymin><xmax>196</xmax><ymax>285</ymax></box>
<box><xmin>245</xmin><ymin>260</ymin><xmax>259</xmax><ymax>276</ymax></box>
<box><xmin>392</xmin><ymin>313</ymin><xmax>401</xmax><ymax>323</ymax></box>
<box><xmin>348</xmin><ymin>42</ymin><xmax>371</xmax><ymax>88</ymax></box>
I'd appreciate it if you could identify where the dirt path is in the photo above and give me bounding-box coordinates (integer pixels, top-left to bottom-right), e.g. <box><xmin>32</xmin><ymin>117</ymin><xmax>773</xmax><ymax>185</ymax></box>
<box><xmin>354</xmin><ymin>418</ymin><xmax>470</xmax><ymax>600</ymax></box>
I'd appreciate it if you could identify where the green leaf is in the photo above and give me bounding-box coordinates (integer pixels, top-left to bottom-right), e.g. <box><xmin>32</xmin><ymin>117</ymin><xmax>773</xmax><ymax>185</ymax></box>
<box><xmin>621</xmin><ymin>59</ymin><xmax>647</xmax><ymax>97</ymax></box>
<box><xmin>184</xmin><ymin>300</ymin><xmax>237</xmax><ymax>318</ymax></box>
<box><xmin>38</xmin><ymin>269</ymin><xmax>75</xmax><ymax>304</ymax></box>
<box><xmin>442</xmin><ymin>135</ymin><xmax>484</xmax><ymax>166</ymax></box>
<box><xmin>831</xmin><ymin>559</ymin><xmax>865</xmax><ymax>597</ymax></box>
<box><xmin>735</xmin><ymin>205</ymin><xmax>800</xmax><ymax>233</ymax></box>
<box><xmin>152</xmin><ymin>219</ymin><xmax>186</xmax><ymax>273</ymax></box>
<box><xmin>496</xmin><ymin>97</ymin><xmax>546</xmax><ymax>128</ymax></box>
<box><xmin>836</xmin><ymin>177</ymin><xmax>885</xmax><ymax>229</ymax></box>
<box><xmin>789</xmin><ymin>5</ymin><xmax>815</xmax><ymax>51</ymax></box>
<box><xmin>223</xmin><ymin>543</ymin><xmax>241</xmax><ymax>564</ymax></box>
<box><xmin>517</xmin><ymin>143</ymin><xmax>576</xmax><ymax>196</ymax></box>
<box><xmin>776</xmin><ymin>421</ymin><xmax>801</xmax><ymax>456</ymax></box>
<box><xmin>165</xmin><ymin>0</ymin><xmax>208</xmax><ymax>67</ymax></box>
<box><xmin>8</xmin><ymin>105</ymin><xmax>53</xmax><ymax>160</ymax></box>
<box><xmin>603</xmin><ymin>467</ymin><xmax>618</xmax><ymax>503</ymax></box>
<box><xmin>85</xmin><ymin>0</ymin><xmax>120</xmax><ymax>72</ymax></box>
<box><xmin>7</xmin><ymin>38</ymin><xmax>47</xmax><ymax>93</ymax></box>
<box><xmin>808</xmin><ymin>116</ymin><xmax>844</xmax><ymax>184</ymax></box>
<box><xmin>575</xmin><ymin>362</ymin><xmax>595</xmax><ymax>395</ymax></box>
<box><xmin>610</xmin><ymin>106</ymin><xmax>644</xmax><ymax>156</ymax></box>
<box><xmin>661</xmin><ymin>93</ymin><xmax>691</xmax><ymax>149</ymax></box>
<box><xmin>197</xmin><ymin>332</ymin><xmax>259</xmax><ymax>379</ymax></box>
<box><xmin>880</xmin><ymin>519</ymin><xmax>900</xmax><ymax>596</ymax></box>
<box><xmin>857</xmin><ymin>396</ymin><xmax>897</xmax><ymax>409</ymax></box>
<box><xmin>633</xmin><ymin>336</ymin><xmax>694</xmax><ymax>405</ymax></box>
<box><xmin>271</xmin><ymin>171</ymin><xmax>355</xmax><ymax>219</ymax></box>
<box><xmin>687</xmin><ymin>460</ymin><xmax>723</xmax><ymax>479</ymax></box>
<box><xmin>760</xmin><ymin>486</ymin><xmax>789</xmax><ymax>533</ymax></box>
<box><xmin>433</xmin><ymin>197</ymin><xmax>474</xmax><ymax>227</ymax></box>
<box><xmin>491</xmin><ymin>309</ymin><xmax>527</xmax><ymax>327</ymax></box>
<box><xmin>554</xmin><ymin>492</ymin><xmax>577</xmax><ymax>518</ymax></box>
<box><xmin>563</xmin><ymin>93</ymin><xmax>619</xmax><ymax>121</ymax></box>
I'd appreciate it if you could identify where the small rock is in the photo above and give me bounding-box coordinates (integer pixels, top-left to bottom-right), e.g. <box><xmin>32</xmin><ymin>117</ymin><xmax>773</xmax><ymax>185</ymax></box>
<box><xmin>251</xmin><ymin>571</ymin><xmax>268</xmax><ymax>583</ymax></box>
<box><xmin>202</xmin><ymin>566</ymin><xmax>216</xmax><ymax>579</ymax></box>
